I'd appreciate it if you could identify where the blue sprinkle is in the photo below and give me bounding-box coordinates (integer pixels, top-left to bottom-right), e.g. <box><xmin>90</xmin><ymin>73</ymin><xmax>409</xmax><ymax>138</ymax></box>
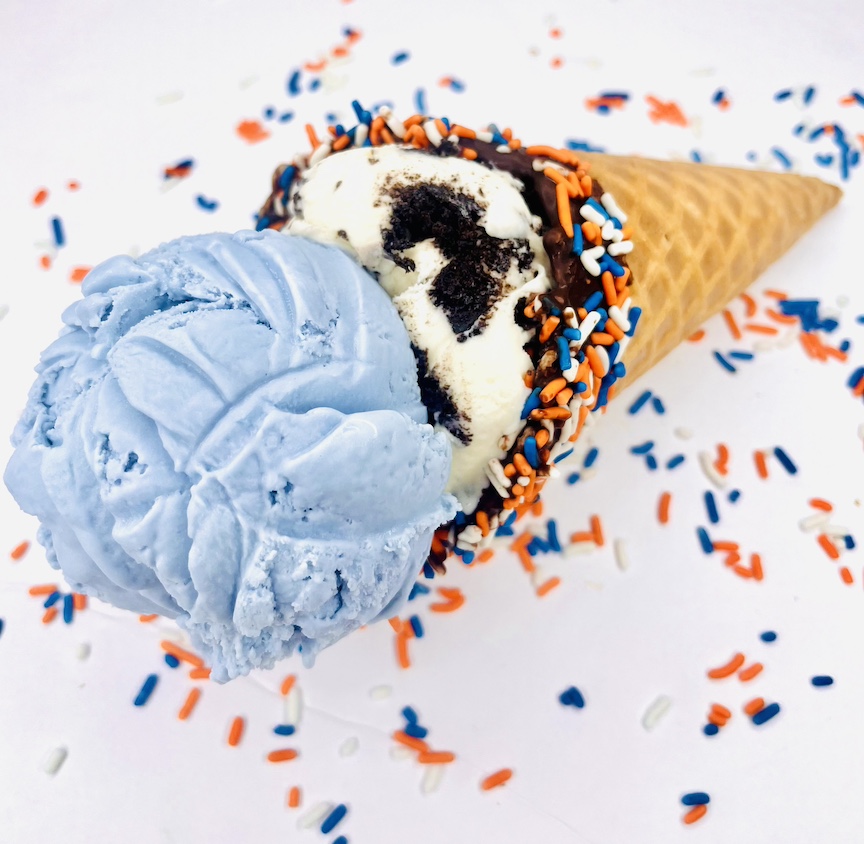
<box><xmin>803</xmin><ymin>86</ymin><xmax>816</xmax><ymax>105</ymax></box>
<box><xmin>627</xmin><ymin>308</ymin><xmax>642</xmax><ymax>336</ymax></box>
<box><xmin>599</xmin><ymin>91</ymin><xmax>630</xmax><ymax>101</ymax></box>
<box><xmin>697</xmin><ymin>527</ymin><xmax>713</xmax><ymax>554</ymax></box>
<box><xmin>562</xmin><ymin>328</ymin><xmax>581</xmax><ymax>341</ymax></box>
<box><xmin>728</xmin><ymin>350</ymin><xmax>754</xmax><ymax>361</ymax></box>
<box><xmin>704</xmin><ymin>491</ymin><xmax>720</xmax><ymax>524</ymax></box>
<box><xmin>133</xmin><ymin>674</ymin><xmax>159</xmax><ymax>707</ymax></box>
<box><xmin>408</xmin><ymin>582</ymin><xmax>430</xmax><ymax>601</ymax></box>
<box><xmin>651</xmin><ymin>396</ymin><xmax>666</xmax><ymax>414</ymax></box>
<box><xmin>847</xmin><ymin>368</ymin><xmax>864</xmax><ymax>389</ymax></box>
<box><xmin>574</xmin><ymin>381</ymin><xmax>589</xmax><ymax>394</ymax></box>
<box><xmin>771</xmin><ymin>147</ymin><xmax>792</xmax><ymax>169</ymax></box>
<box><xmin>565</xmin><ymin>139</ymin><xmax>606</xmax><ymax>153</ymax></box>
<box><xmin>554</xmin><ymin>448</ymin><xmax>574</xmax><ymax>464</ymax></box>
<box><xmin>809</xmin><ymin>126</ymin><xmax>826</xmax><ymax>141</ymax></box>
<box><xmin>287</xmin><ymin>69</ymin><xmax>302</xmax><ymax>95</ymax></box>
<box><xmin>403</xmin><ymin>722</ymin><xmax>427</xmax><ymax>739</ymax></box>
<box><xmin>628</xmin><ymin>390</ymin><xmax>652</xmax><ymax>414</ymax></box>
<box><xmin>391</xmin><ymin>51</ymin><xmax>410</xmax><ymax>64</ymax></box>
<box><xmin>571</xmin><ymin>224</ymin><xmax>583</xmax><ymax>255</ymax></box>
<box><xmin>558</xmin><ymin>337</ymin><xmax>572</xmax><ymax>372</ymax></box>
<box><xmin>254</xmin><ymin>216</ymin><xmax>270</xmax><ymax>232</ymax></box>
<box><xmin>752</xmin><ymin>702</ymin><xmax>781</xmax><ymax>725</ymax></box>
<box><xmin>401</xmin><ymin>706</ymin><xmax>419</xmax><ymax>724</ymax></box>
<box><xmin>263</xmin><ymin>106</ymin><xmax>275</xmax><ymax>120</ymax></box>
<box><xmin>51</xmin><ymin>216</ymin><xmax>65</xmax><ymax>248</ymax></box>
<box><xmin>567</xmin><ymin>472</ymin><xmax>580</xmax><ymax>485</ymax></box>
<box><xmin>793</xmin><ymin>122</ymin><xmax>807</xmax><ymax>136</ymax></box>
<box><xmin>308</xmin><ymin>78</ymin><xmax>321</xmax><ymax>93</ymax></box>
<box><xmin>585</xmin><ymin>198</ymin><xmax>609</xmax><ymax>220</ymax></box>
<box><xmin>584</xmin><ymin>291</ymin><xmax>604</xmax><ymax>311</ymax></box>
<box><xmin>584</xmin><ymin>448</ymin><xmax>599</xmax><ymax>468</ymax></box>
<box><xmin>279</xmin><ymin>111</ymin><xmax>294</xmax><ymax>123</ymax></box>
<box><xmin>559</xmin><ymin>686</ymin><xmax>585</xmax><ymax>708</ymax></box>
<box><xmin>278</xmin><ymin>165</ymin><xmax>296</xmax><ymax>191</ymax></box>
<box><xmin>321</xmin><ymin>804</ymin><xmax>348</xmax><ymax>835</ymax></box>
<box><xmin>630</xmin><ymin>441</ymin><xmax>655</xmax><ymax>455</ymax></box>
<box><xmin>62</xmin><ymin>594</ymin><xmax>74</xmax><ymax>624</ymax></box>
<box><xmin>422</xmin><ymin>562</ymin><xmax>435</xmax><ymax>579</ymax></box>
<box><xmin>703</xmin><ymin>723</ymin><xmax>720</xmax><ymax>736</ymax></box>
<box><xmin>844</xmin><ymin>535</ymin><xmax>855</xmax><ymax>550</ymax></box>
<box><xmin>811</xmin><ymin>675</ymin><xmax>834</xmax><ymax>687</ymax></box>
<box><xmin>612</xmin><ymin>360</ymin><xmax>625</xmax><ymax>379</ymax></box>
<box><xmin>645</xmin><ymin>454</ymin><xmax>658</xmax><ymax>471</ymax></box>
<box><xmin>728</xmin><ymin>489</ymin><xmax>741</xmax><ymax>503</ymax></box>
<box><xmin>774</xmin><ymin>88</ymin><xmax>793</xmax><ymax>101</ymax></box>
<box><xmin>521</xmin><ymin>387</ymin><xmax>542</xmax><ymax>420</ymax></box>
<box><xmin>0</xmin><ymin>619</ymin><xmax>3</xmax><ymax>639</ymax></box>
<box><xmin>496</xmin><ymin>523</ymin><xmax>515</xmax><ymax>537</ymax></box>
<box><xmin>666</xmin><ymin>454</ymin><xmax>685</xmax><ymax>470</ymax></box>
<box><xmin>760</xmin><ymin>630</ymin><xmax>777</xmax><ymax>642</ymax></box>
<box><xmin>44</xmin><ymin>591</ymin><xmax>62</xmax><ymax>609</ymax></box>
<box><xmin>414</xmin><ymin>87</ymin><xmax>427</xmax><ymax>115</ymax></box>
<box><xmin>448</xmin><ymin>78</ymin><xmax>465</xmax><ymax>92</ymax></box>
<box><xmin>681</xmin><ymin>792</ymin><xmax>711</xmax><ymax>806</ymax></box>
<box><xmin>274</xmin><ymin>724</ymin><xmax>295</xmax><ymax>736</ymax></box>
<box><xmin>852</xmin><ymin>91</ymin><xmax>864</xmax><ymax>107</ymax></box>
<box><xmin>690</xmin><ymin>150</ymin><xmax>703</xmax><ymax>163</ymax></box>
<box><xmin>547</xmin><ymin>520</ymin><xmax>562</xmax><ymax>553</ymax></box>
<box><xmin>195</xmin><ymin>195</ymin><xmax>219</xmax><ymax>212</ymax></box>
<box><xmin>408</xmin><ymin>615</ymin><xmax>424</xmax><ymax>638</ymax></box>
<box><xmin>713</xmin><ymin>351</ymin><xmax>736</xmax><ymax>373</ymax></box>
<box><xmin>164</xmin><ymin>653</ymin><xmax>180</xmax><ymax>669</ymax></box>
<box><xmin>333</xmin><ymin>838</ymin><xmax>348</xmax><ymax>844</ymax></box>
<box><xmin>712</xmin><ymin>89</ymin><xmax>725</xmax><ymax>104</ymax></box>
<box><xmin>524</xmin><ymin>437</ymin><xmax>540</xmax><ymax>469</ymax></box>
<box><xmin>815</xmin><ymin>153</ymin><xmax>835</xmax><ymax>167</ymax></box>
<box><xmin>527</xmin><ymin>537</ymin><xmax>550</xmax><ymax>556</ymax></box>
<box><xmin>773</xmin><ymin>447</ymin><xmax>798</xmax><ymax>475</ymax></box>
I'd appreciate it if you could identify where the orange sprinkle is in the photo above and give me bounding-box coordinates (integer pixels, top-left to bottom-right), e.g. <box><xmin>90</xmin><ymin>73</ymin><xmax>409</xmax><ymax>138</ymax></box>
<box><xmin>418</xmin><ymin>750</ymin><xmax>456</xmax><ymax>764</ymax></box>
<box><xmin>236</xmin><ymin>119</ymin><xmax>270</xmax><ymax>144</ymax></box>
<box><xmin>809</xmin><ymin>498</ymin><xmax>833</xmax><ymax>512</ymax></box>
<box><xmin>332</xmin><ymin>133</ymin><xmax>351</xmax><ymax>151</ymax></box>
<box><xmin>556</xmin><ymin>388</ymin><xmax>574</xmax><ymax>406</ymax></box>
<box><xmin>744</xmin><ymin>697</ymin><xmax>766</xmax><ymax>716</ymax></box>
<box><xmin>10</xmin><ymin>540</ymin><xmax>30</xmax><ymax>560</ymax></box>
<box><xmin>765</xmin><ymin>308</ymin><xmax>797</xmax><ymax>325</ymax></box>
<box><xmin>430</xmin><ymin>587</ymin><xmax>465</xmax><ymax>612</ymax></box>
<box><xmin>539</xmin><ymin>314</ymin><xmax>561</xmax><ymax>344</ymax></box>
<box><xmin>590</xmin><ymin>515</ymin><xmax>605</xmax><ymax>547</ymax></box>
<box><xmin>683</xmin><ymin>804</ymin><xmax>708</xmax><ymax>825</ymax></box>
<box><xmin>476</xmin><ymin>511</ymin><xmax>490</xmax><ymax>537</ymax></box>
<box><xmin>32</xmin><ymin>187</ymin><xmax>49</xmax><ymax>206</ymax></box>
<box><xmin>42</xmin><ymin>607</ymin><xmax>58</xmax><ymax>624</ymax></box>
<box><xmin>227</xmin><ymin>716</ymin><xmax>245</xmax><ymax>747</ymax></box>
<box><xmin>722</xmin><ymin>309</ymin><xmax>742</xmax><ymax>340</ymax></box>
<box><xmin>530</xmin><ymin>406</ymin><xmax>571</xmax><ymax>421</ymax></box>
<box><xmin>67</xmin><ymin>180</ymin><xmax>80</xmax><ymax>190</ymax></box>
<box><xmin>739</xmin><ymin>293</ymin><xmax>757</xmax><ymax>317</ymax></box>
<box><xmin>511</xmin><ymin>532</ymin><xmax>536</xmax><ymax>573</ymax></box>
<box><xmin>28</xmin><ymin>584</ymin><xmax>59</xmax><ymax>596</ymax></box>
<box><xmin>267</xmin><ymin>749</ymin><xmax>299</xmax><ymax>763</ymax></box>
<box><xmin>477</xmin><ymin>549</ymin><xmax>495</xmax><ymax>563</ymax></box>
<box><xmin>744</xmin><ymin>322</ymin><xmax>779</xmax><ymax>335</ymax></box>
<box><xmin>40</xmin><ymin>254</ymin><xmax>52</xmax><ymax>270</ymax></box>
<box><xmin>581</xmin><ymin>220</ymin><xmax>602</xmax><ymax>245</ymax></box>
<box><xmin>840</xmin><ymin>566</ymin><xmax>854</xmax><ymax>585</ymax></box>
<box><xmin>524</xmin><ymin>145</ymin><xmax>578</xmax><ymax>167</ymax></box>
<box><xmin>531</xmin><ymin>500</ymin><xmax>544</xmax><ymax>517</ymax></box>
<box><xmin>535</xmin><ymin>428</ymin><xmax>550</xmax><ymax>448</ymax></box>
<box><xmin>817</xmin><ymin>534</ymin><xmax>840</xmax><ymax>560</ymax></box>
<box><xmin>711</xmin><ymin>703</ymin><xmax>732</xmax><ymax>719</ymax></box>
<box><xmin>585</xmin><ymin>345</ymin><xmax>605</xmax><ymax>377</ymax></box>
<box><xmin>754</xmin><ymin>451</ymin><xmax>769</xmax><ymax>479</ymax></box>
<box><xmin>540</xmin><ymin>378</ymin><xmax>568</xmax><ymax>404</ymax></box>
<box><xmin>72</xmin><ymin>593</ymin><xmax>87</xmax><ymax>611</ymax></box>
<box><xmin>178</xmin><ymin>688</ymin><xmax>202</xmax><ymax>721</ymax></box>
<box><xmin>569</xmin><ymin>532</ymin><xmax>595</xmax><ymax>546</ymax></box>
<box><xmin>160</xmin><ymin>641</ymin><xmax>205</xmax><ymax>669</ymax></box>
<box><xmin>138</xmin><ymin>614</ymin><xmax>159</xmax><ymax>623</ymax></box>
<box><xmin>388</xmin><ymin>617</ymin><xmax>403</xmax><ymax>634</ymax></box>
<box><xmin>763</xmin><ymin>289</ymin><xmax>788</xmax><ymax>300</ymax></box>
<box><xmin>714</xmin><ymin>443</ymin><xmax>730</xmax><ymax>475</ymax></box>
<box><xmin>732</xmin><ymin>564</ymin><xmax>755</xmax><ymax>580</ymax></box>
<box><xmin>738</xmin><ymin>662</ymin><xmax>764</xmax><ymax>682</ymax></box>
<box><xmin>604</xmin><ymin>319</ymin><xmax>625</xmax><ymax>341</ymax></box>
<box><xmin>188</xmin><ymin>667</ymin><xmax>211</xmax><ymax>680</ymax></box>
<box><xmin>481</xmin><ymin>768</ymin><xmax>513</xmax><ymax>791</ymax></box>
<box><xmin>724</xmin><ymin>551</ymin><xmax>742</xmax><ymax>568</ymax></box>
<box><xmin>580</xmin><ymin>174</ymin><xmax>593</xmax><ymax>197</ymax></box>
<box><xmin>646</xmin><ymin>95</ymin><xmax>688</xmax><ymax>127</ymax></box>
<box><xmin>712</xmin><ymin>540</ymin><xmax>739</xmax><ymax>552</ymax></box>
<box><xmin>687</xmin><ymin>329</ymin><xmax>705</xmax><ymax>342</ymax></box>
<box><xmin>536</xmin><ymin>576</ymin><xmax>561</xmax><ymax>597</ymax></box>
<box><xmin>707</xmin><ymin>711</ymin><xmax>729</xmax><ymax>727</ymax></box>
<box><xmin>513</xmin><ymin>453</ymin><xmax>532</xmax><ymax>477</ymax></box>
<box><xmin>658</xmin><ymin>491</ymin><xmax>671</xmax><ymax>524</ymax></box>
<box><xmin>590</xmin><ymin>332</ymin><xmax>615</xmax><ymax>346</ymax></box>
<box><xmin>396</xmin><ymin>630</ymin><xmax>412</xmax><ymax>669</ymax></box>
<box><xmin>69</xmin><ymin>266</ymin><xmax>91</xmax><ymax>284</ymax></box>
<box><xmin>287</xmin><ymin>786</ymin><xmax>302</xmax><ymax>808</ymax></box>
<box><xmin>393</xmin><ymin>730</ymin><xmax>429</xmax><ymax>752</ymax></box>
<box><xmin>750</xmin><ymin>553</ymin><xmax>764</xmax><ymax>582</ymax></box>
<box><xmin>280</xmin><ymin>675</ymin><xmax>297</xmax><ymax>697</ymax></box>
<box><xmin>450</xmin><ymin>124</ymin><xmax>477</xmax><ymax>140</ymax></box>
<box><xmin>305</xmin><ymin>123</ymin><xmax>321</xmax><ymax>150</ymax></box>
<box><xmin>707</xmin><ymin>652</ymin><xmax>746</xmax><ymax>679</ymax></box>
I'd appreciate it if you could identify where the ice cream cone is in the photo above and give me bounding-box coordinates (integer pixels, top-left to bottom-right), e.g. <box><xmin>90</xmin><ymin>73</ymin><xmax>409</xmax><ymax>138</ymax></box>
<box><xmin>580</xmin><ymin>154</ymin><xmax>843</xmax><ymax>383</ymax></box>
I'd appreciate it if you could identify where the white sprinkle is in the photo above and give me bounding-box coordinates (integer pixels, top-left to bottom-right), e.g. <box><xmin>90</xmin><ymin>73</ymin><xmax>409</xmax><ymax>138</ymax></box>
<box><xmin>75</xmin><ymin>642</ymin><xmax>91</xmax><ymax>661</ymax></box>
<box><xmin>385</xmin><ymin>115</ymin><xmax>406</xmax><ymax>139</ymax></box>
<box><xmin>486</xmin><ymin>458</ymin><xmax>512</xmax><ymax>491</ymax></box>
<box><xmin>642</xmin><ymin>695</ymin><xmax>673</xmax><ymax>731</ymax></box>
<box><xmin>698</xmin><ymin>451</ymin><xmax>727</xmax><ymax>489</ymax></box>
<box><xmin>238</xmin><ymin>75</ymin><xmax>259</xmax><ymax>90</ymax></box>
<box><xmin>457</xmin><ymin>525</ymin><xmax>483</xmax><ymax>546</ymax></box>
<box><xmin>601</xmin><ymin>219</ymin><xmax>616</xmax><ymax>241</ymax></box>
<box><xmin>580</xmin><ymin>245</ymin><xmax>605</xmax><ymax>277</ymax></box>
<box><xmin>421</xmin><ymin>764</ymin><xmax>445</xmax><ymax>794</ymax></box>
<box><xmin>43</xmin><ymin>746</ymin><xmax>68</xmax><ymax>776</ymax></box>
<box><xmin>155</xmin><ymin>90</ymin><xmax>184</xmax><ymax>105</ymax></box>
<box><xmin>857</xmin><ymin>422</ymin><xmax>864</xmax><ymax>442</ymax></box>
<box><xmin>496</xmin><ymin>144</ymin><xmax>512</xmax><ymax>153</ymax></box>
<box><xmin>612</xmin><ymin>334</ymin><xmax>631</xmax><ymax>364</ymax></box>
<box><xmin>799</xmin><ymin>512</ymin><xmax>831</xmax><ymax>532</ymax></box>
<box><xmin>610</xmin><ymin>228</ymin><xmax>624</xmax><ymax>243</ymax></box>
<box><xmin>390</xmin><ymin>745</ymin><xmax>413</xmax><ymax>761</ymax></box>
<box><xmin>606</xmin><ymin>240</ymin><xmax>633</xmax><ymax>256</ymax></box>
<box><xmin>824</xmin><ymin>524</ymin><xmax>853</xmax><ymax>540</ymax></box>
<box><xmin>339</xmin><ymin>736</ymin><xmax>359</xmax><ymax>757</ymax></box>
<box><xmin>576</xmin><ymin>310</ymin><xmax>602</xmax><ymax>343</ymax></box>
<box><xmin>563</xmin><ymin>307</ymin><xmax>578</xmax><ymax>328</ymax></box>
<box><xmin>284</xmin><ymin>685</ymin><xmax>303</xmax><ymax>727</ymax></box>
<box><xmin>607</xmin><ymin>305</ymin><xmax>631</xmax><ymax>333</ymax></box>
<box><xmin>476</xmin><ymin>130</ymin><xmax>494</xmax><ymax>143</ymax></box>
<box><xmin>423</xmin><ymin>119</ymin><xmax>443</xmax><ymax>146</ymax></box>
<box><xmin>600</xmin><ymin>192</ymin><xmax>628</xmax><ymax>223</ymax></box>
<box><xmin>353</xmin><ymin>123</ymin><xmax>369</xmax><ymax>148</ymax></box>
<box><xmin>579</xmin><ymin>204</ymin><xmax>606</xmax><ymax>227</ymax></box>
<box><xmin>674</xmin><ymin>427</ymin><xmax>694</xmax><ymax>440</ymax></box>
<box><xmin>593</xmin><ymin>345</ymin><xmax>610</xmax><ymax>376</ymax></box>
<box><xmin>614</xmin><ymin>539</ymin><xmax>630</xmax><ymax>571</ymax></box>
<box><xmin>309</xmin><ymin>140</ymin><xmax>333</xmax><ymax>166</ymax></box>
<box><xmin>369</xmin><ymin>684</ymin><xmax>393</xmax><ymax>700</ymax></box>
<box><xmin>567</xmin><ymin>540</ymin><xmax>598</xmax><ymax>556</ymax></box>
<box><xmin>298</xmin><ymin>802</ymin><xmax>332</xmax><ymax>830</ymax></box>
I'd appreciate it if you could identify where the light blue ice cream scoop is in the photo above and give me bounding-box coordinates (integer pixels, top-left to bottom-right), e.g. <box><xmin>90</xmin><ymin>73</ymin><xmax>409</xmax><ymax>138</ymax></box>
<box><xmin>5</xmin><ymin>230</ymin><xmax>456</xmax><ymax>681</ymax></box>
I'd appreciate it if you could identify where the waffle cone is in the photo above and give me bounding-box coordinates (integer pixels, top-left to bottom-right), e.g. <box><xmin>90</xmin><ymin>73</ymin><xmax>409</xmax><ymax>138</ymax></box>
<box><xmin>581</xmin><ymin>154</ymin><xmax>842</xmax><ymax>382</ymax></box>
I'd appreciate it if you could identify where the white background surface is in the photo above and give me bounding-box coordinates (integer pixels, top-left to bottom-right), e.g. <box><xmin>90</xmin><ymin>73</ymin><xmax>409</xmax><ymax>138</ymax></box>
<box><xmin>1</xmin><ymin>1</ymin><xmax>863</xmax><ymax>842</ymax></box>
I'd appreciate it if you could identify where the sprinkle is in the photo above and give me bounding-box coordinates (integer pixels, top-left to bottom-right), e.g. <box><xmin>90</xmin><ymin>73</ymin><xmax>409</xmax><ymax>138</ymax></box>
<box><xmin>42</xmin><ymin>607</ymin><xmax>58</xmax><ymax>624</ymax></box>
<box><xmin>760</xmin><ymin>630</ymin><xmax>777</xmax><ymax>643</ymax></box>
<box><xmin>559</xmin><ymin>686</ymin><xmax>586</xmax><ymax>708</ymax></box>
<box><xmin>642</xmin><ymin>695</ymin><xmax>673</xmax><ymax>730</ymax></box>
<box><xmin>391</xmin><ymin>51</ymin><xmax>410</xmax><ymax>64</ymax></box>
<box><xmin>697</xmin><ymin>527</ymin><xmax>714</xmax><ymax>554</ymax></box>
<box><xmin>811</xmin><ymin>675</ymin><xmax>834</xmax><ymax>687</ymax></box>
<box><xmin>630</xmin><ymin>440</ymin><xmax>655</xmax><ymax>455</ymax></box>
<box><xmin>404</xmin><ymin>721</ymin><xmax>428</xmax><ymax>740</ymax></box>
<box><xmin>321</xmin><ymin>804</ymin><xmax>348</xmax><ymax>834</ymax></box>
<box><xmin>408</xmin><ymin>615</ymin><xmax>424</xmax><ymax>638</ymax></box>
<box><xmin>707</xmin><ymin>652</ymin><xmax>746</xmax><ymax>679</ymax></box>
<box><xmin>195</xmin><ymin>195</ymin><xmax>219</xmax><ymax>212</ymax></box>
<box><xmin>481</xmin><ymin>769</ymin><xmax>513</xmax><ymax>791</ymax></box>
<box><xmin>178</xmin><ymin>689</ymin><xmax>202</xmax><ymax>720</ymax></box>
<box><xmin>628</xmin><ymin>390</ymin><xmax>652</xmax><ymax>414</ymax></box>
<box><xmin>751</xmin><ymin>702</ymin><xmax>781</xmax><ymax>725</ymax></box>
<box><xmin>590</xmin><ymin>515</ymin><xmax>605</xmax><ymax>546</ymax></box>
<box><xmin>713</xmin><ymin>351</ymin><xmax>736</xmax><ymax>372</ymax></box>
<box><xmin>280</xmin><ymin>675</ymin><xmax>297</xmax><ymax>697</ymax></box>
<box><xmin>683</xmin><ymin>805</ymin><xmax>708</xmax><ymax>825</ymax></box>
<box><xmin>274</xmin><ymin>724</ymin><xmax>296</xmax><ymax>736</ymax></box>
<box><xmin>817</xmin><ymin>534</ymin><xmax>840</xmax><ymax>560</ymax></box>
<box><xmin>738</xmin><ymin>663</ymin><xmax>764</xmax><ymax>682</ymax></box>
<box><xmin>340</xmin><ymin>737</ymin><xmax>360</xmax><ymax>757</ymax></box>
<box><xmin>236</xmin><ymin>119</ymin><xmax>271</xmax><ymax>143</ymax></box>
<box><xmin>421</xmin><ymin>764</ymin><xmax>446</xmax><ymax>794</ymax></box>
<box><xmin>418</xmin><ymin>750</ymin><xmax>456</xmax><ymax>765</ymax></box>
<box><xmin>682</xmin><ymin>792</ymin><xmax>711</xmax><ymax>806</ymax></box>
<box><xmin>133</xmin><ymin>674</ymin><xmax>159</xmax><ymax>707</ymax></box>
<box><xmin>754</xmin><ymin>451</ymin><xmax>769</xmax><ymax>479</ymax></box>
<box><xmin>287</xmin><ymin>786</ymin><xmax>301</xmax><ymax>808</ymax></box>
<box><xmin>188</xmin><ymin>667</ymin><xmax>210</xmax><ymax>680</ymax></box>
<box><xmin>666</xmin><ymin>455</ymin><xmax>685</xmax><ymax>470</ymax></box>
<box><xmin>10</xmin><ymin>540</ymin><xmax>30</xmax><ymax>560</ymax></box>
<box><xmin>839</xmin><ymin>566</ymin><xmax>854</xmax><ymax>584</ymax></box>
<box><xmin>298</xmin><ymin>802</ymin><xmax>332</xmax><ymax>829</ymax></box>
<box><xmin>703</xmin><ymin>723</ymin><xmax>720</xmax><ymax>736</ymax></box>
<box><xmin>536</xmin><ymin>577</ymin><xmax>561</xmax><ymax>597</ymax></box>
<box><xmin>414</xmin><ymin>88</ymin><xmax>427</xmax><ymax>115</ymax></box>
<box><xmin>287</xmin><ymin>70</ymin><xmax>302</xmax><ymax>95</ymax></box>
<box><xmin>773</xmin><ymin>447</ymin><xmax>798</xmax><ymax>475</ymax></box>
<box><xmin>42</xmin><ymin>746</ymin><xmax>68</xmax><ymax>776</ymax></box>
<box><xmin>50</xmin><ymin>216</ymin><xmax>65</xmax><ymax>248</ymax></box>
<box><xmin>62</xmin><ymin>594</ymin><xmax>74</xmax><ymax>624</ymax></box>
<box><xmin>267</xmin><ymin>749</ymin><xmax>299</xmax><ymax>763</ymax></box>
<box><xmin>160</xmin><ymin>641</ymin><xmax>204</xmax><ymax>668</ymax></box>
<box><xmin>614</xmin><ymin>538</ymin><xmax>630</xmax><ymax>571</ymax></box>
<box><xmin>658</xmin><ymin>492</ymin><xmax>672</xmax><ymax>524</ymax></box>
<box><xmin>429</xmin><ymin>587</ymin><xmax>465</xmax><ymax>613</ymax></box>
